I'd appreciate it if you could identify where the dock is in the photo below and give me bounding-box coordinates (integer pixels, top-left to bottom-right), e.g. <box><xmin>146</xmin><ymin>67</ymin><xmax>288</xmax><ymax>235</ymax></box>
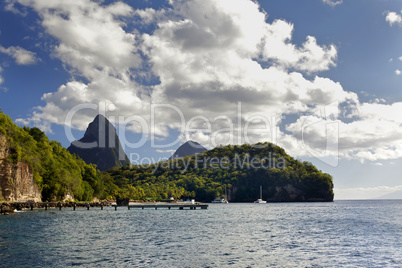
<box><xmin>113</xmin><ymin>203</ymin><xmax>208</xmax><ymax>210</ymax></box>
<box><xmin>1</xmin><ymin>201</ymin><xmax>208</xmax><ymax>214</ymax></box>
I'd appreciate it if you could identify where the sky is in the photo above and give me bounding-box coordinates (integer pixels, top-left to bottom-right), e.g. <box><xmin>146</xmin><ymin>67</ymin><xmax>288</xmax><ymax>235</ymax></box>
<box><xmin>0</xmin><ymin>0</ymin><xmax>402</xmax><ymax>199</ymax></box>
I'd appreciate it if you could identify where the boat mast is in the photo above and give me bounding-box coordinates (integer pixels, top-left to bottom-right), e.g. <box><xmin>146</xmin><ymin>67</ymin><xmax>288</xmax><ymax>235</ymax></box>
<box><xmin>260</xmin><ymin>185</ymin><xmax>262</xmax><ymax>199</ymax></box>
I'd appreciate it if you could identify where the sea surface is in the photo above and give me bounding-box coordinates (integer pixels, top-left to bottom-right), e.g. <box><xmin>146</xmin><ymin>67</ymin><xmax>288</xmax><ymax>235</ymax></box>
<box><xmin>0</xmin><ymin>200</ymin><xmax>401</xmax><ymax>267</ymax></box>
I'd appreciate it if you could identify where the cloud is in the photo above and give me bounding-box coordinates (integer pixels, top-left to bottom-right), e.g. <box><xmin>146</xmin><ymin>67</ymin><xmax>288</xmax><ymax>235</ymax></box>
<box><xmin>0</xmin><ymin>66</ymin><xmax>8</xmax><ymax>92</ymax></box>
<box><xmin>322</xmin><ymin>0</ymin><xmax>343</xmax><ymax>7</ymax></box>
<box><xmin>9</xmin><ymin>0</ymin><xmax>402</xmax><ymax>164</ymax></box>
<box><xmin>12</xmin><ymin>0</ymin><xmax>147</xmax><ymax>131</ymax></box>
<box><xmin>285</xmin><ymin>100</ymin><xmax>402</xmax><ymax>162</ymax></box>
<box><xmin>372</xmin><ymin>163</ymin><xmax>383</xmax><ymax>166</ymax></box>
<box><xmin>396</xmin><ymin>69</ymin><xmax>401</xmax><ymax>75</ymax></box>
<box><xmin>134</xmin><ymin>7</ymin><xmax>167</xmax><ymax>25</ymax></box>
<box><xmin>0</xmin><ymin>45</ymin><xmax>38</xmax><ymax>65</ymax></box>
<box><xmin>16</xmin><ymin>0</ymin><xmax>340</xmax><ymax>130</ymax></box>
<box><xmin>36</xmin><ymin>1</ymin><xmax>140</xmax><ymax>77</ymax></box>
<box><xmin>385</xmin><ymin>11</ymin><xmax>402</xmax><ymax>26</ymax></box>
<box><xmin>0</xmin><ymin>66</ymin><xmax>3</xmax><ymax>85</ymax></box>
<box><xmin>3</xmin><ymin>0</ymin><xmax>28</xmax><ymax>16</ymax></box>
<box><xmin>261</xmin><ymin>20</ymin><xmax>337</xmax><ymax>73</ymax></box>
<box><xmin>156</xmin><ymin>149</ymin><xmax>176</xmax><ymax>153</ymax></box>
<box><xmin>0</xmin><ymin>45</ymin><xmax>38</xmax><ymax>87</ymax></box>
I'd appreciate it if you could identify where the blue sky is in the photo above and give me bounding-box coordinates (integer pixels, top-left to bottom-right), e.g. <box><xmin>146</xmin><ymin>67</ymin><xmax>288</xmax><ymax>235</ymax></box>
<box><xmin>1</xmin><ymin>0</ymin><xmax>402</xmax><ymax>199</ymax></box>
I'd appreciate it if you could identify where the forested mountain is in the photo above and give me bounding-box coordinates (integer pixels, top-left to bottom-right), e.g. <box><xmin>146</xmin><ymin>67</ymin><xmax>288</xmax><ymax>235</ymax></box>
<box><xmin>107</xmin><ymin>142</ymin><xmax>334</xmax><ymax>202</ymax></box>
<box><xmin>0</xmin><ymin>110</ymin><xmax>114</xmax><ymax>201</ymax></box>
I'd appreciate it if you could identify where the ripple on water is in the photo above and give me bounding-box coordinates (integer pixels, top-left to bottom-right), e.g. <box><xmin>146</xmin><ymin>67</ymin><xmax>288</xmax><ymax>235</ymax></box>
<box><xmin>0</xmin><ymin>201</ymin><xmax>401</xmax><ymax>267</ymax></box>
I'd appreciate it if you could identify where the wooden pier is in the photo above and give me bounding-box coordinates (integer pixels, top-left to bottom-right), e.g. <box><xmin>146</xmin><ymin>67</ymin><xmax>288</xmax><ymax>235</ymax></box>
<box><xmin>1</xmin><ymin>201</ymin><xmax>208</xmax><ymax>214</ymax></box>
<box><xmin>113</xmin><ymin>203</ymin><xmax>208</xmax><ymax>210</ymax></box>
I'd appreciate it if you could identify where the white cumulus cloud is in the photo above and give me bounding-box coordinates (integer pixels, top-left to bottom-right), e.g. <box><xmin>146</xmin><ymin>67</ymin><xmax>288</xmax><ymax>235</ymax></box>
<box><xmin>385</xmin><ymin>10</ymin><xmax>402</xmax><ymax>26</ymax></box>
<box><xmin>262</xmin><ymin>20</ymin><xmax>337</xmax><ymax>73</ymax></box>
<box><xmin>12</xmin><ymin>0</ymin><xmax>148</xmax><ymax>132</ymax></box>
<box><xmin>322</xmin><ymin>0</ymin><xmax>343</xmax><ymax>7</ymax></box>
<box><xmin>0</xmin><ymin>66</ymin><xmax>3</xmax><ymax>84</ymax></box>
<box><xmin>0</xmin><ymin>45</ymin><xmax>38</xmax><ymax>65</ymax></box>
<box><xmin>4</xmin><ymin>0</ymin><xmax>28</xmax><ymax>16</ymax></box>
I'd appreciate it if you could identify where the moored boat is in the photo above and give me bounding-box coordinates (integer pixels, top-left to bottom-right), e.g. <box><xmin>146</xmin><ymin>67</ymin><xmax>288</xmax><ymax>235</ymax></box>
<box><xmin>254</xmin><ymin>186</ymin><xmax>267</xmax><ymax>203</ymax></box>
<box><xmin>211</xmin><ymin>198</ymin><xmax>229</xmax><ymax>203</ymax></box>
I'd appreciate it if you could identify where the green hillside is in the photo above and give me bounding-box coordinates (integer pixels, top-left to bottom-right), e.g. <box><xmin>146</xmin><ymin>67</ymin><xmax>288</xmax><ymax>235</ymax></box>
<box><xmin>107</xmin><ymin>142</ymin><xmax>334</xmax><ymax>202</ymax></box>
<box><xmin>0</xmin><ymin>110</ymin><xmax>114</xmax><ymax>201</ymax></box>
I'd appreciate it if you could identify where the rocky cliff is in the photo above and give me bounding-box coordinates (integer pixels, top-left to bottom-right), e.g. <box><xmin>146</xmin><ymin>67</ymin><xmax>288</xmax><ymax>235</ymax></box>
<box><xmin>0</xmin><ymin>134</ymin><xmax>41</xmax><ymax>202</ymax></box>
<box><xmin>68</xmin><ymin>114</ymin><xmax>130</xmax><ymax>171</ymax></box>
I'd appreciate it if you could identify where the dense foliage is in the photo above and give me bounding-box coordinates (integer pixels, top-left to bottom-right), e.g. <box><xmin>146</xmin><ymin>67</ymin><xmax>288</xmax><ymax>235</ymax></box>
<box><xmin>106</xmin><ymin>143</ymin><xmax>334</xmax><ymax>202</ymax></box>
<box><xmin>0</xmin><ymin>110</ymin><xmax>108</xmax><ymax>201</ymax></box>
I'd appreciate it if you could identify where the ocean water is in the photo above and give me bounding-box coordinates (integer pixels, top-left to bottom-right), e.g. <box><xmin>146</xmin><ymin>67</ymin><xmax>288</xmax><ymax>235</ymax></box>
<box><xmin>0</xmin><ymin>200</ymin><xmax>401</xmax><ymax>267</ymax></box>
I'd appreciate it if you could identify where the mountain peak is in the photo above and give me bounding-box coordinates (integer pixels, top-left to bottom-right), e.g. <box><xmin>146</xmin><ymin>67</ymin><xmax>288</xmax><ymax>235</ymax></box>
<box><xmin>83</xmin><ymin>114</ymin><xmax>113</xmax><ymax>142</ymax></box>
<box><xmin>170</xmin><ymin>140</ymin><xmax>207</xmax><ymax>159</ymax></box>
<box><xmin>94</xmin><ymin>113</ymin><xmax>106</xmax><ymax>119</ymax></box>
<box><xmin>67</xmin><ymin>114</ymin><xmax>130</xmax><ymax>171</ymax></box>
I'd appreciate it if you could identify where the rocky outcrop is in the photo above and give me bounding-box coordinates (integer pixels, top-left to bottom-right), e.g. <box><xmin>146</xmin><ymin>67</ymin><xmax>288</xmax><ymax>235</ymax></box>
<box><xmin>0</xmin><ymin>134</ymin><xmax>41</xmax><ymax>202</ymax></box>
<box><xmin>68</xmin><ymin>114</ymin><xmax>130</xmax><ymax>171</ymax></box>
<box><xmin>170</xmin><ymin>141</ymin><xmax>207</xmax><ymax>159</ymax></box>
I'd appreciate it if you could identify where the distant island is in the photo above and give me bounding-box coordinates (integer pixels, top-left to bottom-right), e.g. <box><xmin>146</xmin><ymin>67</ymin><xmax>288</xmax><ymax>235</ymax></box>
<box><xmin>0</xmin><ymin>110</ymin><xmax>333</xmax><ymax>203</ymax></box>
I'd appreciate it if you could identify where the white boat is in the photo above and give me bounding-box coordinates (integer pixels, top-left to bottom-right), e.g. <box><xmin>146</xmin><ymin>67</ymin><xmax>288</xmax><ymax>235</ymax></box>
<box><xmin>254</xmin><ymin>186</ymin><xmax>267</xmax><ymax>203</ymax></box>
<box><xmin>211</xmin><ymin>198</ymin><xmax>229</xmax><ymax>203</ymax></box>
<box><xmin>212</xmin><ymin>186</ymin><xmax>229</xmax><ymax>203</ymax></box>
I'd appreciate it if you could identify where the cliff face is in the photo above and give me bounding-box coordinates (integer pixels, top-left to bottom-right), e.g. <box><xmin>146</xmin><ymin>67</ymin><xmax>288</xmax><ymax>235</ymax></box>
<box><xmin>68</xmin><ymin>114</ymin><xmax>130</xmax><ymax>171</ymax></box>
<box><xmin>0</xmin><ymin>134</ymin><xmax>41</xmax><ymax>202</ymax></box>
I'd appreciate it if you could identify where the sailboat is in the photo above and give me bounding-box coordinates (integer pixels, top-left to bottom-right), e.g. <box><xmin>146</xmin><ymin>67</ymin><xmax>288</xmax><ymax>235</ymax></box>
<box><xmin>254</xmin><ymin>185</ymin><xmax>267</xmax><ymax>203</ymax></box>
<box><xmin>211</xmin><ymin>186</ymin><xmax>229</xmax><ymax>203</ymax></box>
